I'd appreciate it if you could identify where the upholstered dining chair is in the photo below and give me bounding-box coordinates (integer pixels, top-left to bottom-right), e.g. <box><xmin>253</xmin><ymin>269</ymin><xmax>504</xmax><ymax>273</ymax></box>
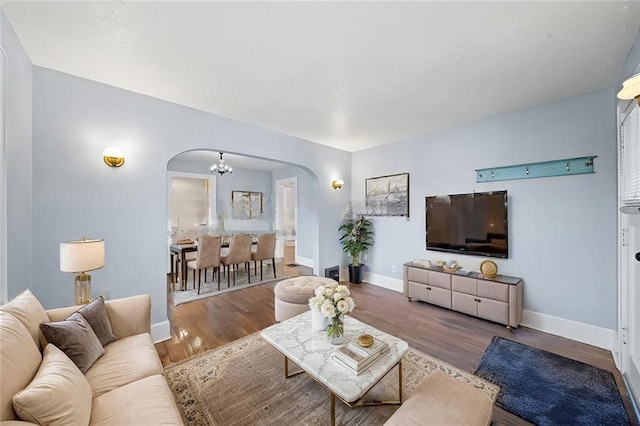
<box><xmin>251</xmin><ymin>233</ymin><xmax>276</xmax><ymax>281</ymax></box>
<box><xmin>187</xmin><ymin>235</ymin><xmax>222</xmax><ymax>293</ymax></box>
<box><xmin>221</xmin><ymin>234</ymin><xmax>252</xmax><ymax>287</ymax></box>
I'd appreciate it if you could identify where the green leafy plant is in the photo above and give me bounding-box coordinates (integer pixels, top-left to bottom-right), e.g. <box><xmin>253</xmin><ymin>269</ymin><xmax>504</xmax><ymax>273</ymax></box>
<box><xmin>338</xmin><ymin>215</ymin><xmax>374</xmax><ymax>266</ymax></box>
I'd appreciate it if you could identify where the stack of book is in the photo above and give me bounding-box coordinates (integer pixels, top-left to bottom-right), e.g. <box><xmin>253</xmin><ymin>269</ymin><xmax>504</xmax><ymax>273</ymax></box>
<box><xmin>332</xmin><ymin>338</ymin><xmax>389</xmax><ymax>375</ymax></box>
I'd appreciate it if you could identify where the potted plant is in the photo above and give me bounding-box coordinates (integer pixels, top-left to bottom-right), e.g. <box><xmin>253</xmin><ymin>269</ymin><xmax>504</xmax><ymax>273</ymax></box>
<box><xmin>338</xmin><ymin>215</ymin><xmax>374</xmax><ymax>284</ymax></box>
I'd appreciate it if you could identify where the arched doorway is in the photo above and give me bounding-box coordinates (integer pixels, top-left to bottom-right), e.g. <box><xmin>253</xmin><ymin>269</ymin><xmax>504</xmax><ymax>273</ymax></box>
<box><xmin>165</xmin><ymin>150</ymin><xmax>318</xmax><ymax>307</ymax></box>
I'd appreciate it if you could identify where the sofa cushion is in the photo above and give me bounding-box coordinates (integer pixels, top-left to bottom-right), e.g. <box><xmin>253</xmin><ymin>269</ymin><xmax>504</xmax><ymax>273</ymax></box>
<box><xmin>0</xmin><ymin>289</ymin><xmax>49</xmax><ymax>350</ymax></box>
<box><xmin>12</xmin><ymin>344</ymin><xmax>92</xmax><ymax>426</ymax></box>
<box><xmin>40</xmin><ymin>312</ymin><xmax>104</xmax><ymax>373</ymax></box>
<box><xmin>90</xmin><ymin>375</ymin><xmax>183</xmax><ymax>425</ymax></box>
<box><xmin>85</xmin><ymin>333</ymin><xmax>163</xmax><ymax>398</ymax></box>
<box><xmin>77</xmin><ymin>296</ymin><xmax>117</xmax><ymax>347</ymax></box>
<box><xmin>0</xmin><ymin>312</ymin><xmax>42</xmax><ymax>421</ymax></box>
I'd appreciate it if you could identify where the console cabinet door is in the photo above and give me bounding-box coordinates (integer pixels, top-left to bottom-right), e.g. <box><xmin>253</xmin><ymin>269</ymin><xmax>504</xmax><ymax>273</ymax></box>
<box><xmin>407</xmin><ymin>267</ymin><xmax>430</xmax><ymax>283</ymax></box>
<box><xmin>452</xmin><ymin>292</ymin><xmax>477</xmax><ymax>316</ymax></box>
<box><xmin>408</xmin><ymin>281</ymin><xmax>429</xmax><ymax>303</ymax></box>
<box><xmin>477</xmin><ymin>297</ymin><xmax>509</xmax><ymax>325</ymax></box>
<box><xmin>429</xmin><ymin>287</ymin><xmax>452</xmax><ymax>309</ymax></box>
<box><xmin>452</xmin><ymin>276</ymin><xmax>477</xmax><ymax>295</ymax></box>
<box><xmin>429</xmin><ymin>271</ymin><xmax>451</xmax><ymax>289</ymax></box>
<box><xmin>478</xmin><ymin>280</ymin><xmax>509</xmax><ymax>302</ymax></box>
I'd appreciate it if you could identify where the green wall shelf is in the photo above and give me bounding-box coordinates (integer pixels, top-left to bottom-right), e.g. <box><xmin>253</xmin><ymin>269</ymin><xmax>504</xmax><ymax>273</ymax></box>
<box><xmin>476</xmin><ymin>156</ymin><xmax>597</xmax><ymax>183</ymax></box>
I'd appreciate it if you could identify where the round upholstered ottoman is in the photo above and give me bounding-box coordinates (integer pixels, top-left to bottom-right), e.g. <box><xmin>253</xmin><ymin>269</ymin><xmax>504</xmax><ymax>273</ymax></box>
<box><xmin>274</xmin><ymin>276</ymin><xmax>337</xmax><ymax>322</ymax></box>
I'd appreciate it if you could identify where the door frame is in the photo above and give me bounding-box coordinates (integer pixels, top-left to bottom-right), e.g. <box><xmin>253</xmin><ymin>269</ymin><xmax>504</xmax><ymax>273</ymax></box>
<box><xmin>0</xmin><ymin>47</ymin><xmax>7</xmax><ymax>304</ymax></box>
<box><xmin>274</xmin><ymin>177</ymin><xmax>297</xmax><ymax>260</ymax></box>
<box><xmin>618</xmin><ymin>100</ymin><xmax>640</xmax><ymax>417</ymax></box>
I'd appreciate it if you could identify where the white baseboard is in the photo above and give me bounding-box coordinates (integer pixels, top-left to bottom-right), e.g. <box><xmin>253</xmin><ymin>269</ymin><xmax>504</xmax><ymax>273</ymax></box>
<box><xmin>362</xmin><ymin>272</ymin><xmax>403</xmax><ymax>293</ymax></box>
<box><xmin>521</xmin><ymin>310</ymin><xmax>616</xmax><ymax>351</ymax></box>
<box><xmin>151</xmin><ymin>320</ymin><xmax>171</xmax><ymax>343</ymax></box>
<box><xmin>296</xmin><ymin>256</ymin><xmax>314</xmax><ymax>268</ymax></box>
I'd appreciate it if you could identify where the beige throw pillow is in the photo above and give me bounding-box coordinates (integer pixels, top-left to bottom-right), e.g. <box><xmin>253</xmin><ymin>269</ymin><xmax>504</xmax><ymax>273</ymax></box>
<box><xmin>0</xmin><ymin>289</ymin><xmax>49</xmax><ymax>350</ymax></box>
<box><xmin>40</xmin><ymin>312</ymin><xmax>104</xmax><ymax>373</ymax></box>
<box><xmin>77</xmin><ymin>296</ymin><xmax>117</xmax><ymax>346</ymax></box>
<box><xmin>13</xmin><ymin>344</ymin><xmax>92</xmax><ymax>425</ymax></box>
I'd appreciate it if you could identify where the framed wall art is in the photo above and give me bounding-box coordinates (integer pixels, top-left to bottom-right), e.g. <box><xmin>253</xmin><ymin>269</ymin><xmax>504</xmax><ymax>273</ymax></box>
<box><xmin>231</xmin><ymin>191</ymin><xmax>263</xmax><ymax>219</ymax></box>
<box><xmin>365</xmin><ymin>173</ymin><xmax>409</xmax><ymax>217</ymax></box>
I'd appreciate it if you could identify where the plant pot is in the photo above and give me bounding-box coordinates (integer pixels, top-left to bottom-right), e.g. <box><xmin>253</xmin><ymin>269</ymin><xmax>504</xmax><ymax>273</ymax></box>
<box><xmin>348</xmin><ymin>264</ymin><xmax>364</xmax><ymax>284</ymax></box>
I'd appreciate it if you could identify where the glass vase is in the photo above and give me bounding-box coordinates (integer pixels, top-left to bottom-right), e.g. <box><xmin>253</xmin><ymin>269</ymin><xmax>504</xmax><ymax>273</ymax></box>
<box><xmin>327</xmin><ymin>314</ymin><xmax>344</xmax><ymax>345</ymax></box>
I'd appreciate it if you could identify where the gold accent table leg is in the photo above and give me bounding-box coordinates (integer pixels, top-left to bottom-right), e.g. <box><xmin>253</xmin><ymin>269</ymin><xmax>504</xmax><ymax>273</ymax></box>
<box><xmin>398</xmin><ymin>361</ymin><xmax>403</xmax><ymax>403</ymax></box>
<box><xmin>330</xmin><ymin>392</ymin><xmax>336</xmax><ymax>426</ymax></box>
<box><xmin>283</xmin><ymin>356</ymin><xmax>304</xmax><ymax>378</ymax></box>
<box><xmin>284</xmin><ymin>356</ymin><xmax>288</xmax><ymax>378</ymax></box>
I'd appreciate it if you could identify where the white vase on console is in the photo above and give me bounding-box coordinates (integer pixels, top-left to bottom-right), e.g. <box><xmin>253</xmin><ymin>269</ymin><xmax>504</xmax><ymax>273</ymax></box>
<box><xmin>311</xmin><ymin>305</ymin><xmax>328</xmax><ymax>331</ymax></box>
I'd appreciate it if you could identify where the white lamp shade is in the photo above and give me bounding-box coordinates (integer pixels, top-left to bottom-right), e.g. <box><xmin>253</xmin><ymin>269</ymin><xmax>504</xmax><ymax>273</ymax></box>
<box><xmin>60</xmin><ymin>239</ymin><xmax>105</xmax><ymax>273</ymax></box>
<box><xmin>618</xmin><ymin>73</ymin><xmax>640</xmax><ymax>100</ymax></box>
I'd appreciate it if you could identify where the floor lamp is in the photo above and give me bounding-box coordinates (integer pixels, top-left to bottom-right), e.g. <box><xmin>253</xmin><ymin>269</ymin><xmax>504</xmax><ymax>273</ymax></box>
<box><xmin>60</xmin><ymin>238</ymin><xmax>105</xmax><ymax>305</ymax></box>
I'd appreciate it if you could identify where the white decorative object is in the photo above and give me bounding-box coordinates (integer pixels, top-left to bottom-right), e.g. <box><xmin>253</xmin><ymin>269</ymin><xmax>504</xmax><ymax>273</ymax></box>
<box><xmin>311</xmin><ymin>305</ymin><xmax>328</xmax><ymax>331</ymax></box>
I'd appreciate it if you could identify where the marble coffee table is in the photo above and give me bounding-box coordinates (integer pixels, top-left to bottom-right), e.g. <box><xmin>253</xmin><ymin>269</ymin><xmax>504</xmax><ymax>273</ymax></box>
<box><xmin>260</xmin><ymin>311</ymin><xmax>409</xmax><ymax>425</ymax></box>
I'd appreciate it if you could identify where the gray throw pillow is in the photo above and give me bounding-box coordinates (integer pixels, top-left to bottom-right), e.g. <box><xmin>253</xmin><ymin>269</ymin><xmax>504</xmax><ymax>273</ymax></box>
<box><xmin>77</xmin><ymin>296</ymin><xmax>117</xmax><ymax>346</ymax></box>
<box><xmin>40</xmin><ymin>312</ymin><xmax>104</xmax><ymax>373</ymax></box>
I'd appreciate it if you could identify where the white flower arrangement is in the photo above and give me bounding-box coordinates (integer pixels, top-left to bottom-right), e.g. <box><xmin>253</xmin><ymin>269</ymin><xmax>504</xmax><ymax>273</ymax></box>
<box><xmin>308</xmin><ymin>282</ymin><xmax>355</xmax><ymax>338</ymax></box>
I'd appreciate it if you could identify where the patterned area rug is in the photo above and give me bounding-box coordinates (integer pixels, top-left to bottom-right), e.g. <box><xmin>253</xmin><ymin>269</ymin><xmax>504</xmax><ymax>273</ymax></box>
<box><xmin>164</xmin><ymin>333</ymin><xmax>498</xmax><ymax>425</ymax></box>
<box><xmin>173</xmin><ymin>263</ymin><xmax>284</xmax><ymax>306</ymax></box>
<box><xmin>474</xmin><ymin>336</ymin><xmax>631</xmax><ymax>426</ymax></box>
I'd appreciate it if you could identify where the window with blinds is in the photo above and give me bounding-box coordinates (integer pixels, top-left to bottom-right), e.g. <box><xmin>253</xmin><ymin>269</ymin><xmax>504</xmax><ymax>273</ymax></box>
<box><xmin>620</xmin><ymin>104</ymin><xmax>640</xmax><ymax>206</ymax></box>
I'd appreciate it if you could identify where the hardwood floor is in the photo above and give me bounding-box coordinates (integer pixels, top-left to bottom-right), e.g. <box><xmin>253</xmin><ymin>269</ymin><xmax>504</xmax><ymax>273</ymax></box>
<box><xmin>155</xmin><ymin>281</ymin><xmax>638</xmax><ymax>426</ymax></box>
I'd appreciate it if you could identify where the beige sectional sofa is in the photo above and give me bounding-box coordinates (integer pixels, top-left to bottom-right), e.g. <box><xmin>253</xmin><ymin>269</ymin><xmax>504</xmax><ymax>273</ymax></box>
<box><xmin>0</xmin><ymin>290</ymin><xmax>182</xmax><ymax>425</ymax></box>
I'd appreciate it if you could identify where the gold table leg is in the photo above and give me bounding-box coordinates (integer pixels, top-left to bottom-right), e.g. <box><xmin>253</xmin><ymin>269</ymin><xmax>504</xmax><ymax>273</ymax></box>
<box><xmin>330</xmin><ymin>392</ymin><xmax>336</xmax><ymax>426</ymax></box>
<box><xmin>284</xmin><ymin>356</ymin><xmax>304</xmax><ymax>378</ymax></box>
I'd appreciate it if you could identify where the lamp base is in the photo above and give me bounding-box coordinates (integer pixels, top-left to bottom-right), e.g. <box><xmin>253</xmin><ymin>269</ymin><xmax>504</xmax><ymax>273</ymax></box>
<box><xmin>75</xmin><ymin>273</ymin><xmax>92</xmax><ymax>305</ymax></box>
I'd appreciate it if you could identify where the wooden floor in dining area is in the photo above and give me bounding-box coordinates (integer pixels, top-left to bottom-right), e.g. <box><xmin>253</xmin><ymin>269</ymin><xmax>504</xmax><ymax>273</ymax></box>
<box><xmin>155</xmin><ymin>280</ymin><xmax>638</xmax><ymax>426</ymax></box>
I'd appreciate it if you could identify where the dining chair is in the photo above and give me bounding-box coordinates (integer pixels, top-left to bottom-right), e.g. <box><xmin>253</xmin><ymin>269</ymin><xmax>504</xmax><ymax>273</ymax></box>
<box><xmin>221</xmin><ymin>234</ymin><xmax>252</xmax><ymax>287</ymax></box>
<box><xmin>251</xmin><ymin>233</ymin><xmax>276</xmax><ymax>281</ymax></box>
<box><xmin>187</xmin><ymin>235</ymin><xmax>222</xmax><ymax>293</ymax></box>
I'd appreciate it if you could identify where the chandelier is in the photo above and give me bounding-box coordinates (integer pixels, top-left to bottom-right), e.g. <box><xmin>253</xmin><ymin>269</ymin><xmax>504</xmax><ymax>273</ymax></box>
<box><xmin>210</xmin><ymin>152</ymin><xmax>233</xmax><ymax>175</ymax></box>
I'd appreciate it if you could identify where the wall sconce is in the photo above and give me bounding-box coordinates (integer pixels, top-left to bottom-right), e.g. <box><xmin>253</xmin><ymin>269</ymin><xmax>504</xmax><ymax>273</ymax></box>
<box><xmin>617</xmin><ymin>73</ymin><xmax>640</xmax><ymax>105</ymax></box>
<box><xmin>332</xmin><ymin>179</ymin><xmax>344</xmax><ymax>189</ymax></box>
<box><xmin>102</xmin><ymin>148</ymin><xmax>125</xmax><ymax>167</ymax></box>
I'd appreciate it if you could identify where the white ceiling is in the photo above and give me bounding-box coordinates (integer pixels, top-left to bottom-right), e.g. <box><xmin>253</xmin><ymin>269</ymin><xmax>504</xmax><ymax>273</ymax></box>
<box><xmin>3</xmin><ymin>1</ymin><xmax>640</xmax><ymax>152</ymax></box>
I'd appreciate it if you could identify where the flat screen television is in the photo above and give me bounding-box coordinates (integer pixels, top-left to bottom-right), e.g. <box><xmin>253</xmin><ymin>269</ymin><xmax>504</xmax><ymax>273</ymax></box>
<box><xmin>425</xmin><ymin>190</ymin><xmax>508</xmax><ymax>259</ymax></box>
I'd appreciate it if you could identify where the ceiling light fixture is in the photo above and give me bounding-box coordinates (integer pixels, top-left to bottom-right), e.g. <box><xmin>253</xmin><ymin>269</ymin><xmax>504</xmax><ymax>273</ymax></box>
<box><xmin>618</xmin><ymin>73</ymin><xmax>640</xmax><ymax>105</ymax></box>
<box><xmin>332</xmin><ymin>179</ymin><xmax>344</xmax><ymax>189</ymax></box>
<box><xmin>210</xmin><ymin>152</ymin><xmax>233</xmax><ymax>175</ymax></box>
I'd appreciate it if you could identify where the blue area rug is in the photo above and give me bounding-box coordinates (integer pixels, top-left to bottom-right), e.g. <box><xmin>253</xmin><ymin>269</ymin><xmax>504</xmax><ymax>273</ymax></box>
<box><xmin>474</xmin><ymin>336</ymin><xmax>631</xmax><ymax>426</ymax></box>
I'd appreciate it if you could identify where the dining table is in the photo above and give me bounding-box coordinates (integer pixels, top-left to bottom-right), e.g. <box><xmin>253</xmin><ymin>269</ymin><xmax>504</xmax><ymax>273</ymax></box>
<box><xmin>169</xmin><ymin>237</ymin><xmax>257</xmax><ymax>291</ymax></box>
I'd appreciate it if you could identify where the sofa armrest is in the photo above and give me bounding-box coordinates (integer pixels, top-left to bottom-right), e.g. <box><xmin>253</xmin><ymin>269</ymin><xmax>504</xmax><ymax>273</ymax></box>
<box><xmin>46</xmin><ymin>295</ymin><xmax>151</xmax><ymax>339</ymax></box>
<box><xmin>105</xmin><ymin>295</ymin><xmax>151</xmax><ymax>338</ymax></box>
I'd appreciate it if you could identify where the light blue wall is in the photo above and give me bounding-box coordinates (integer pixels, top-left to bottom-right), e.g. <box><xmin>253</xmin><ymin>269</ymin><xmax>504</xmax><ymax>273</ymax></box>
<box><xmin>215</xmin><ymin>168</ymin><xmax>273</xmax><ymax>233</ymax></box>
<box><xmin>273</xmin><ymin>166</ymin><xmax>319</xmax><ymax>263</ymax></box>
<box><xmin>168</xmin><ymin>158</ymin><xmax>275</xmax><ymax>232</ymax></box>
<box><xmin>352</xmin><ymin>89</ymin><xmax>617</xmax><ymax>329</ymax></box>
<box><xmin>1</xmin><ymin>12</ymin><xmax>32</xmax><ymax>299</ymax></box>
<box><xmin>32</xmin><ymin>68</ymin><xmax>350</xmax><ymax>324</ymax></box>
